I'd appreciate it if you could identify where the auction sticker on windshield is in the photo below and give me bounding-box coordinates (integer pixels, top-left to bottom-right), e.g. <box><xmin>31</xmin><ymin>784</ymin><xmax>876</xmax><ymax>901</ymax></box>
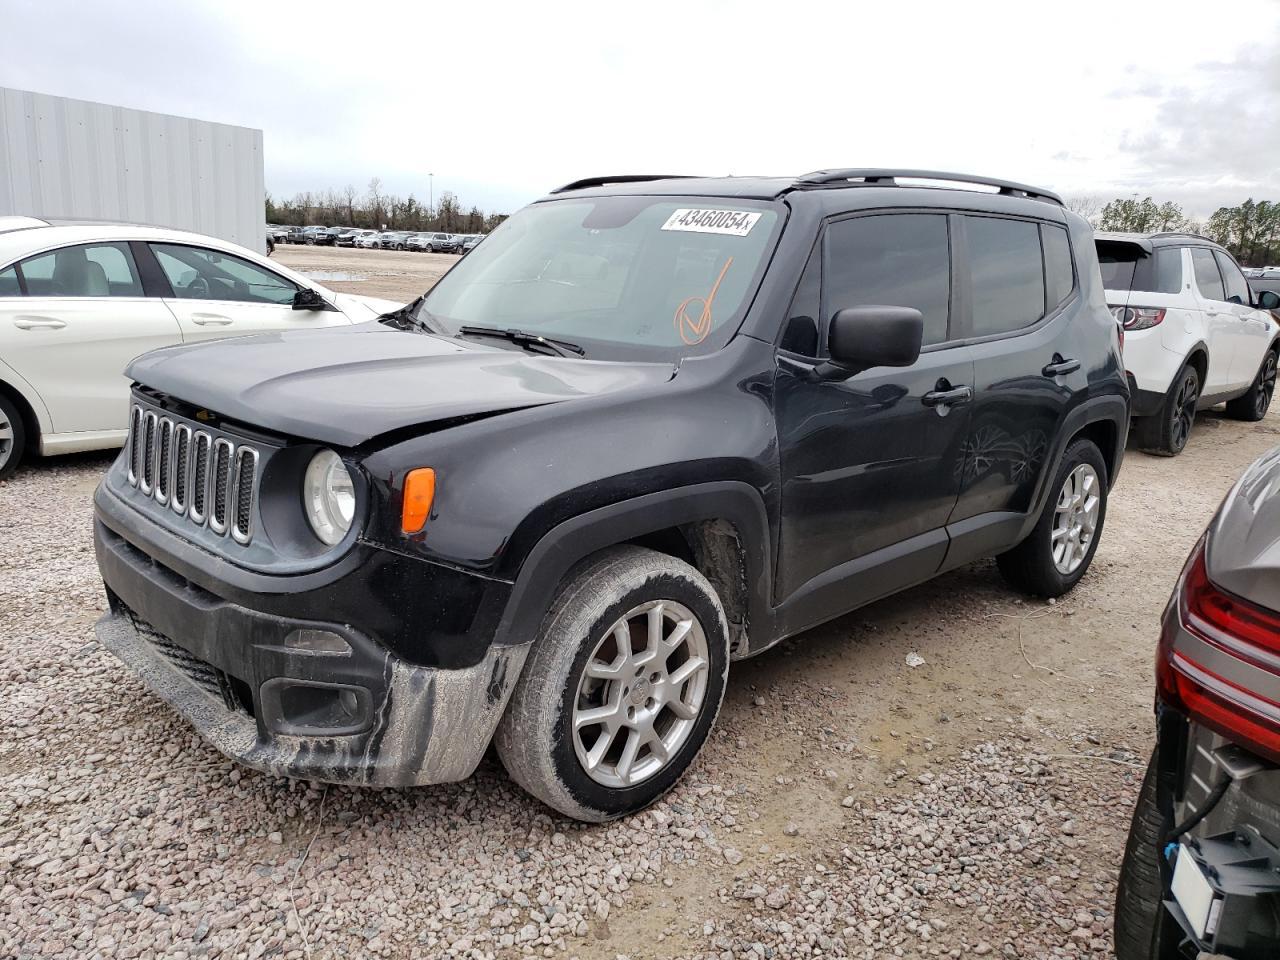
<box><xmin>661</xmin><ymin>208</ymin><xmax>762</xmax><ymax>237</ymax></box>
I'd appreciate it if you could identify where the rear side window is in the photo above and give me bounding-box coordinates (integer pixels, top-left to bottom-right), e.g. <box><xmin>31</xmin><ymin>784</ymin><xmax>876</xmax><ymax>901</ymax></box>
<box><xmin>823</xmin><ymin>213</ymin><xmax>951</xmax><ymax>346</ymax></box>
<box><xmin>1096</xmin><ymin>243</ymin><xmax>1182</xmax><ymax>295</ymax></box>
<box><xmin>1042</xmin><ymin>224</ymin><xmax>1074</xmax><ymax>310</ymax></box>
<box><xmin>14</xmin><ymin>242</ymin><xmax>143</xmax><ymax>297</ymax></box>
<box><xmin>1191</xmin><ymin>248</ymin><xmax>1226</xmax><ymax>301</ymax></box>
<box><xmin>965</xmin><ymin>216</ymin><xmax>1044</xmax><ymax>337</ymax></box>
<box><xmin>1214</xmin><ymin>251</ymin><xmax>1251</xmax><ymax>305</ymax></box>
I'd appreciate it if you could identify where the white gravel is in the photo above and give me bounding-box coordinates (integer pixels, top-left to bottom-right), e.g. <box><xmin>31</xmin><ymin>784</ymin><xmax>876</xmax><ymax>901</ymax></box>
<box><xmin>3</xmin><ymin>404</ymin><xmax>1277</xmax><ymax>959</ymax></box>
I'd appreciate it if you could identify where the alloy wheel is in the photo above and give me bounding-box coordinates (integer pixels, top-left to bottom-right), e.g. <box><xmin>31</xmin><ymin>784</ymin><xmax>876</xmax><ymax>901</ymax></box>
<box><xmin>0</xmin><ymin>408</ymin><xmax>12</xmax><ymax>472</ymax></box>
<box><xmin>1257</xmin><ymin>353</ymin><xmax>1277</xmax><ymax>418</ymax></box>
<box><xmin>1051</xmin><ymin>463</ymin><xmax>1101</xmax><ymax>575</ymax></box>
<box><xmin>1171</xmin><ymin>372</ymin><xmax>1197</xmax><ymax>450</ymax></box>
<box><xmin>572</xmin><ymin>600</ymin><xmax>710</xmax><ymax>788</ymax></box>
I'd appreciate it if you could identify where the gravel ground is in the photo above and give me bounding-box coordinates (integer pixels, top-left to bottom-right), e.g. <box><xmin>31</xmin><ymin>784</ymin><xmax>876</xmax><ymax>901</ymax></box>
<box><xmin>3</xmin><ymin>266</ymin><xmax>1279</xmax><ymax>958</ymax></box>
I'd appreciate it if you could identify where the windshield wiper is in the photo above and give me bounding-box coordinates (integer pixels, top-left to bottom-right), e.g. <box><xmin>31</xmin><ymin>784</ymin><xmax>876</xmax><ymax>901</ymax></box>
<box><xmin>378</xmin><ymin>296</ymin><xmax>449</xmax><ymax>335</ymax></box>
<box><xmin>458</xmin><ymin>325</ymin><xmax>586</xmax><ymax>358</ymax></box>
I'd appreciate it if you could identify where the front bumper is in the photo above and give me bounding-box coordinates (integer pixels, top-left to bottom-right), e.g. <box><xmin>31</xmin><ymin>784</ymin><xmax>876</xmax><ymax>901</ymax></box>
<box><xmin>93</xmin><ymin>504</ymin><xmax>529</xmax><ymax>787</ymax></box>
<box><xmin>1155</xmin><ymin>708</ymin><xmax>1280</xmax><ymax>957</ymax></box>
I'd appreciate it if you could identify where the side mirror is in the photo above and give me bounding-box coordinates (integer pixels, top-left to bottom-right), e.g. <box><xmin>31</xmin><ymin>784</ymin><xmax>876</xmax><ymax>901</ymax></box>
<box><xmin>812</xmin><ymin>306</ymin><xmax>924</xmax><ymax>381</ymax></box>
<box><xmin>292</xmin><ymin>288</ymin><xmax>331</xmax><ymax>311</ymax></box>
<box><xmin>1258</xmin><ymin>290</ymin><xmax>1280</xmax><ymax>311</ymax></box>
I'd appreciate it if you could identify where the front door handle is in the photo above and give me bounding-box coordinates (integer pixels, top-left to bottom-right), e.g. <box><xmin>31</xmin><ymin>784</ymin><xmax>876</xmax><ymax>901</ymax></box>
<box><xmin>922</xmin><ymin>384</ymin><xmax>973</xmax><ymax>408</ymax></box>
<box><xmin>14</xmin><ymin>316</ymin><xmax>67</xmax><ymax>330</ymax></box>
<box><xmin>190</xmin><ymin>314</ymin><xmax>233</xmax><ymax>326</ymax></box>
<box><xmin>1042</xmin><ymin>355</ymin><xmax>1081</xmax><ymax>377</ymax></box>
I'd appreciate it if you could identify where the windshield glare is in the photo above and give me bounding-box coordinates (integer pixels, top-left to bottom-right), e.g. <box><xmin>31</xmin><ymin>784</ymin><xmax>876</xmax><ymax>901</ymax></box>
<box><xmin>418</xmin><ymin>196</ymin><xmax>782</xmax><ymax>359</ymax></box>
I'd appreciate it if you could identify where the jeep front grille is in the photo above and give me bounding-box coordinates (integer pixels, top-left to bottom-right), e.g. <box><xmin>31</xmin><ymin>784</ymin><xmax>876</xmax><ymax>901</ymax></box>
<box><xmin>124</xmin><ymin>403</ymin><xmax>260</xmax><ymax>545</ymax></box>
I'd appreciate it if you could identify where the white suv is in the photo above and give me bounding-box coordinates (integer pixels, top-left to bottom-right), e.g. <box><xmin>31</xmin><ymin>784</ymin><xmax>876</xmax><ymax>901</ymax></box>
<box><xmin>1097</xmin><ymin>232</ymin><xmax>1280</xmax><ymax>455</ymax></box>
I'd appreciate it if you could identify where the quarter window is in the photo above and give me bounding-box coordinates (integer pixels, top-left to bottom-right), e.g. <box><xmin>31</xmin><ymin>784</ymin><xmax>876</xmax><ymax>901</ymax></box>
<box><xmin>1190</xmin><ymin>248</ymin><xmax>1226</xmax><ymax>301</ymax></box>
<box><xmin>824</xmin><ymin>214</ymin><xmax>951</xmax><ymax>346</ymax></box>
<box><xmin>965</xmin><ymin>216</ymin><xmax>1044</xmax><ymax>337</ymax></box>
<box><xmin>1214</xmin><ymin>250</ymin><xmax>1251</xmax><ymax>305</ymax></box>
<box><xmin>14</xmin><ymin>242</ymin><xmax>143</xmax><ymax>297</ymax></box>
<box><xmin>0</xmin><ymin>265</ymin><xmax>19</xmax><ymax>296</ymax></box>
<box><xmin>1042</xmin><ymin>224</ymin><xmax>1074</xmax><ymax>311</ymax></box>
<box><xmin>150</xmin><ymin>243</ymin><xmax>298</xmax><ymax>304</ymax></box>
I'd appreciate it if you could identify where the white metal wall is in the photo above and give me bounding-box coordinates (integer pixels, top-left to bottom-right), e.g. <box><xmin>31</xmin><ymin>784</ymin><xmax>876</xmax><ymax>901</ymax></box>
<box><xmin>0</xmin><ymin>87</ymin><xmax>265</xmax><ymax>252</ymax></box>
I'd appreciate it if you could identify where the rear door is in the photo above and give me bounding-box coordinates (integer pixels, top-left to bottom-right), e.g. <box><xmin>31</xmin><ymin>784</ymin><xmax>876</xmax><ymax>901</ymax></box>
<box><xmin>1215</xmin><ymin>250</ymin><xmax>1273</xmax><ymax>386</ymax></box>
<box><xmin>146</xmin><ymin>242</ymin><xmax>351</xmax><ymax>342</ymax></box>
<box><xmin>0</xmin><ymin>241</ymin><xmax>183</xmax><ymax>434</ymax></box>
<box><xmin>949</xmin><ymin>215</ymin><xmax>1080</xmax><ymax>532</ymax></box>
<box><xmin>1189</xmin><ymin>247</ymin><xmax>1239</xmax><ymax>392</ymax></box>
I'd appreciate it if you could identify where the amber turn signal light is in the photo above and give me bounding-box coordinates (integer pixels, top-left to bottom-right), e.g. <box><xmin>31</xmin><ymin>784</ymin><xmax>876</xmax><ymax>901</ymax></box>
<box><xmin>401</xmin><ymin>468</ymin><xmax>436</xmax><ymax>533</ymax></box>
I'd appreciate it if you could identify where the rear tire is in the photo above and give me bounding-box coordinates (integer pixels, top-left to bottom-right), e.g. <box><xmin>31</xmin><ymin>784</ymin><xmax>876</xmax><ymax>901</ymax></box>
<box><xmin>0</xmin><ymin>394</ymin><xmax>28</xmax><ymax>481</ymax></box>
<box><xmin>1114</xmin><ymin>751</ymin><xmax>1179</xmax><ymax>960</ymax></box>
<box><xmin>1225</xmin><ymin>348</ymin><xmax>1277</xmax><ymax>422</ymax></box>
<box><xmin>997</xmin><ymin>437</ymin><xmax>1107</xmax><ymax>598</ymax></box>
<box><xmin>1134</xmin><ymin>365</ymin><xmax>1199</xmax><ymax>456</ymax></box>
<box><xmin>495</xmin><ymin>546</ymin><xmax>730</xmax><ymax>821</ymax></box>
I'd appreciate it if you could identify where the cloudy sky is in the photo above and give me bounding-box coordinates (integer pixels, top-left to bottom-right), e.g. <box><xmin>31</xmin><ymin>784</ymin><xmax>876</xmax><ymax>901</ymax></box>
<box><xmin>3</xmin><ymin>0</ymin><xmax>1277</xmax><ymax>219</ymax></box>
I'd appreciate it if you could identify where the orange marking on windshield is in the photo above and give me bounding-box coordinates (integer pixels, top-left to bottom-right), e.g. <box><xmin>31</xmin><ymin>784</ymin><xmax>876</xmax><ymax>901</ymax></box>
<box><xmin>674</xmin><ymin>257</ymin><xmax>734</xmax><ymax>345</ymax></box>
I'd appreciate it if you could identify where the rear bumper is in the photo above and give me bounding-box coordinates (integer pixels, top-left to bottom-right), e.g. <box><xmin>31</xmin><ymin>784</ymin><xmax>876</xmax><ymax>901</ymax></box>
<box><xmin>93</xmin><ymin>500</ymin><xmax>529</xmax><ymax>787</ymax></box>
<box><xmin>1155</xmin><ymin>707</ymin><xmax>1280</xmax><ymax>957</ymax></box>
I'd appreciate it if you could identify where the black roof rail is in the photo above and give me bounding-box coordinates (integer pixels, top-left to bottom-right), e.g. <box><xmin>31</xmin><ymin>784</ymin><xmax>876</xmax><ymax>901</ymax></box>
<box><xmin>1148</xmin><ymin>231</ymin><xmax>1217</xmax><ymax>244</ymax></box>
<box><xmin>793</xmin><ymin>169</ymin><xmax>1063</xmax><ymax>206</ymax></box>
<box><xmin>549</xmin><ymin>174</ymin><xmax>695</xmax><ymax>194</ymax></box>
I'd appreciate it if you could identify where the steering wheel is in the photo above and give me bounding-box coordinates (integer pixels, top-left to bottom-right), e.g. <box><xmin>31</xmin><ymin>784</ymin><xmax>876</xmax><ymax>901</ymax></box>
<box><xmin>185</xmin><ymin>276</ymin><xmax>210</xmax><ymax>298</ymax></box>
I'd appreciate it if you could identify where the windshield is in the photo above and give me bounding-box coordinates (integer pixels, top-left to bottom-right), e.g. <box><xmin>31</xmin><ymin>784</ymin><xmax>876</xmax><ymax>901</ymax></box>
<box><xmin>417</xmin><ymin>195</ymin><xmax>783</xmax><ymax>360</ymax></box>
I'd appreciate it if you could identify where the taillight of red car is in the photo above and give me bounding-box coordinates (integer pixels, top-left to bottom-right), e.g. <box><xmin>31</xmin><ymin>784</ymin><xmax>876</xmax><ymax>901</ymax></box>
<box><xmin>1157</xmin><ymin>537</ymin><xmax>1280</xmax><ymax>764</ymax></box>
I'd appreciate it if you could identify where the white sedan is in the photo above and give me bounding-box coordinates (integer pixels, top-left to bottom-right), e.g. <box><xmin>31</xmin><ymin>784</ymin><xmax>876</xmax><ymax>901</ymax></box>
<box><xmin>0</xmin><ymin>218</ymin><xmax>403</xmax><ymax>478</ymax></box>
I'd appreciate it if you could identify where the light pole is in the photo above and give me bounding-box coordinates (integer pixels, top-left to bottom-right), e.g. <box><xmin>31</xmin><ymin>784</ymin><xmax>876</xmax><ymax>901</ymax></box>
<box><xmin>429</xmin><ymin>173</ymin><xmax>434</xmax><ymax>222</ymax></box>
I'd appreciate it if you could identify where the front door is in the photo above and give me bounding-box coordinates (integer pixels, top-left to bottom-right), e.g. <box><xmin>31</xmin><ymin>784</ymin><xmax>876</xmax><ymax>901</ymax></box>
<box><xmin>0</xmin><ymin>241</ymin><xmax>183</xmax><ymax>434</ymax></box>
<box><xmin>774</xmin><ymin>212</ymin><xmax>974</xmax><ymax>604</ymax></box>
<box><xmin>1215</xmin><ymin>250</ymin><xmax>1272</xmax><ymax>388</ymax></box>
<box><xmin>1189</xmin><ymin>247</ymin><xmax>1239</xmax><ymax>393</ymax></box>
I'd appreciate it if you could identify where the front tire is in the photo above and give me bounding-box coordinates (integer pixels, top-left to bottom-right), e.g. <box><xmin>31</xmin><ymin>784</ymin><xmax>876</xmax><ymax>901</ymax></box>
<box><xmin>1225</xmin><ymin>348</ymin><xmax>1277</xmax><ymax>422</ymax></box>
<box><xmin>0</xmin><ymin>394</ymin><xmax>27</xmax><ymax>481</ymax></box>
<box><xmin>996</xmin><ymin>437</ymin><xmax>1107</xmax><ymax>598</ymax></box>
<box><xmin>1134</xmin><ymin>364</ymin><xmax>1199</xmax><ymax>456</ymax></box>
<box><xmin>1114</xmin><ymin>751</ymin><xmax>1179</xmax><ymax>960</ymax></box>
<box><xmin>495</xmin><ymin>546</ymin><xmax>730</xmax><ymax>821</ymax></box>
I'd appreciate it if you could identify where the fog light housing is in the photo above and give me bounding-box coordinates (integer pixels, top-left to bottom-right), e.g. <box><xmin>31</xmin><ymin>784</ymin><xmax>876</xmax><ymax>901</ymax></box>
<box><xmin>260</xmin><ymin>678</ymin><xmax>372</xmax><ymax>736</ymax></box>
<box><xmin>282</xmin><ymin>628</ymin><xmax>352</xmax><ymax>656</ymax></box>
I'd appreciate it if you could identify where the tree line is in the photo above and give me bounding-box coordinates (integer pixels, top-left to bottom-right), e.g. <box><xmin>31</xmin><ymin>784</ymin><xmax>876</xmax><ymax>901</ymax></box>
<box><xmin>1066</xmin><ymin>195</ymin><xmax>1280</xmax><ymax>267</ymax></box>
<box><xmin>265</xmin><ymin>178</ymin><xmax>509</xmax><ymax>234</ymax></box>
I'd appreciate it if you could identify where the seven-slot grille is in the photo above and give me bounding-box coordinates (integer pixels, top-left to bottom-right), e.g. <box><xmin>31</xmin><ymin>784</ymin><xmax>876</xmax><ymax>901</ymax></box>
<box><xmin>125</xmin><ymin>404</ymin><xmax>260</xmax><ymax>544</ymax></box>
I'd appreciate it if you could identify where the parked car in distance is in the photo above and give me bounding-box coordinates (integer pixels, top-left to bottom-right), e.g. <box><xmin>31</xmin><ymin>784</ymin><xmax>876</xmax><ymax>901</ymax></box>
<box><xmin>378</xmin><ymin>231</ymin><xmax>412</xmax><ymax>251</ymax></box>
<box><xmin>355</xmin><ymin>231</ymin><xmax>382</xmax><ymax>249</ymax></box>
<box><xmin>405</xmin><ymin>232</ymin><xmax>434</xmax><ymax>252</ymax></box>
<box><xmin>91</xmin><ymin>169</ymin><xmax>1128</xmax><ymax>821</ymax></box>
<box><xmin>1096</xmin><ymin>232</ymin><xmax>1280</xmax><ymax>457</ymax></box>
<box><xmin>425</xmin><ymin>232</ymin><xmax>460</xmax><ymax>253</ymax></box>
<box><xmin>284</xmin><ymin>226</ymin><xmax>308</xmax><ymax>244</ymax></box>
<box><xmin>266</xmin><ymin>224</ymin><xmax>291</xmax><ymax>243</ymax></box>
<box><xmin>337</xmin><ymin>229</ymin><xmax>373</xmax><ymax>248</ymax></box>
<box><xmin>461</xmin><ymin>234</ymin><xmax>484</xmax><ymax>252</ymax></box>
<box><xmin>1114</xmin><ymin>447</ymin><xmax>1280</xmax><ymax>960</ymax></box>
<box><xmin>0</xmin><ymin>220</ymin><xmax>403</xmax><ymax>478</ymax></box>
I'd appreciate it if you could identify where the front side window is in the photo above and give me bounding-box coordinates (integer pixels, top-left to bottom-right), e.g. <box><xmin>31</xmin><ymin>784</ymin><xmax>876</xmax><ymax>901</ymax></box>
<box><xmin>823</xmin><ymin>214</ymin><xmax>951</xmax><ymax>346</ymax></box>
<box><xmin>14</xmin><ymin>242</ymin><xmax>143</xmax><ymax>297</ymax></box>
<box><xmin>1191</xmin><ymin>247</ymin><xmax>1226</xmax><ymax>301</ymax></box>
<box><xmin>965</xmin><ymin>216</ymin><xmax>1044</xmax><ymax>337</ymax></box>
<box><xmin>419</xmin><ymin>196</ymin><xmax>782</xmax><ymax>360</ymax></box>
<box><xmin>1214</xmin><ymin>250</ymin><xmax>1251</xmax><ymax>304</ymax></box>
<box><xmin>150</xmin><ymin>244</ymin><xmax>298</xmax><ymax>304</ymax></box>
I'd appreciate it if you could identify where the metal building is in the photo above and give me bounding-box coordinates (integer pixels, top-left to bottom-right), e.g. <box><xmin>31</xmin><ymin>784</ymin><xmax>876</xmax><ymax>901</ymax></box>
<box><xmin>0</xmin><ymin>86</ymin><xmax>265</xmax><ymax>251</ymax></box>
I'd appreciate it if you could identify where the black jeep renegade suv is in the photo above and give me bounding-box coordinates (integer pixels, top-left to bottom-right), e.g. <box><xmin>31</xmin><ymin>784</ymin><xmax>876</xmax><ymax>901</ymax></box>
<box><xmin>93</xmin><ymin>169</ymin><xmax>1129</xmax><ymax>820</ymax></box>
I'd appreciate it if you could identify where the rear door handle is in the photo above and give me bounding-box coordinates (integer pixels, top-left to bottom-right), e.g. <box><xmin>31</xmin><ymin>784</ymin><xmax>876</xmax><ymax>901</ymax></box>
<box><xmin>1042</xmin><ymin>355</ymin><xmax>1081</xmax><ymax>377</ymax></box>
<box><xmin>190</xmin><ymin>314</ymin><xmax>233</xmax><ymax>326</ymax></box>
<box><xmin>922</xmin><ymin>385</ymin><xmax>973</xmax><ymax>408</ymax></box>
<box><xmin>13</xmin><ymin>316</ymin><xmax>67</xmax><ymax>330</ymax></box>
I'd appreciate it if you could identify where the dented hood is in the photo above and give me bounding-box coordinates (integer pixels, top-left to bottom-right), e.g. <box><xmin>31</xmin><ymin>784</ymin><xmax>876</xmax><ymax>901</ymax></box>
<box><xmin>126</xmin><ymin>322</ymin><xmax>676</xmax><ymax>447</ymax></box>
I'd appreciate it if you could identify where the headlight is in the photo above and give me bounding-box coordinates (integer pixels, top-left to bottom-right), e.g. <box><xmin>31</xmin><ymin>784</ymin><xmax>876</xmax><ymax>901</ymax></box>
<box><xmin>303</xmin><ymin>449</ymin><xmax>356</xmax><ymax>545</ymax></box>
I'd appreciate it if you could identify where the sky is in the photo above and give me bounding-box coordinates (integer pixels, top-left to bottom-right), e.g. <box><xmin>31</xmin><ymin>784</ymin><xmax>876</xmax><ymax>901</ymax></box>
<box><xmin>2</xmin><ymin>0</ymin><xmax>1278</xmax><ymax>220</ymax></box>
